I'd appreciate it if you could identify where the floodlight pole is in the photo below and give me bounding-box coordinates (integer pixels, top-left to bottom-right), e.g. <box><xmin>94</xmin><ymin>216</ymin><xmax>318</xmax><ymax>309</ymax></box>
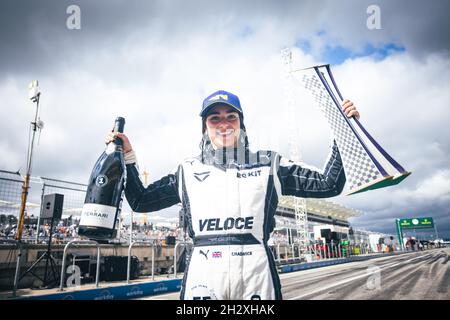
<box><xmin>16</xmin><ymin>88</ymin><xmax>41</xmax><ymax>241</ymax></box>
<box><xmin>281</xmin><ymin>48</ymin><xmax>309</xmax><ymax>256</ymax></box>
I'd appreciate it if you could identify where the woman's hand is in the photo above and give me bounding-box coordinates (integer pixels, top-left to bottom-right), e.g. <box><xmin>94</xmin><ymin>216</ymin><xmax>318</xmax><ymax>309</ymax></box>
<box><xmin>342</xmin><ymin>99</ymin><xmax>360</xmax><ymax>120</ymax></box>
<box><xmin>105</xmin><ymin>130</ymin><xmax>133</xmax><ymax>154</ymax></box>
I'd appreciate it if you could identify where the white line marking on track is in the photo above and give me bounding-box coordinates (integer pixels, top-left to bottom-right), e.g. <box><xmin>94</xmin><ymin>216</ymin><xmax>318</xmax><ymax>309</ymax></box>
<box><xmin>288</xmin><ymin>253</ymin><xmax>433</xmax><ymax>299</ymax></box>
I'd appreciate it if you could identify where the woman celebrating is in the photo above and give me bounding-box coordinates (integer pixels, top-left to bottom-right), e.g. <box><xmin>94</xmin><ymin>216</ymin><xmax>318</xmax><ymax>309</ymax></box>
<box><xmin>106</xmin><ymin>90</ymin><xmax>360</xmax><ymax>300</ymax></box>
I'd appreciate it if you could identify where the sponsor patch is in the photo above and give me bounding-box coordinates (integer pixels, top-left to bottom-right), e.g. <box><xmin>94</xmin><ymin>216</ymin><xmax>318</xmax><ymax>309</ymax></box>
<box><xmin>189</xmin><ymin>284</ymin><xmax>218</xmax><ymax>300</ymax></box>
<box><xmin>95</xmin><ymin>175</ymin><xmax>108</xmax><ymax>187</ymax></box>
<box><xmin>209</xmin><ymin>94</ymin><xmax>228</xmax><ymax>101</ymax></box>
<box><xmin>199</xmin><ymin>249</ymin><xmax>209</xmax><ymax>259</ymax></box>
<box><xmin>236</xmin><ymin>170</ymin><xmax>261</xmax><ymax>178</ymax></box>
<box><xmin>232</xmin><ymin>251</ymin><xmax>253</xmax><ymax>256</ymax></box>
<box><xmin>199</xmin><ymin>216</ymin><xmax>254</xmax><ymax>231</ymax></box>
<box><xmin>194</xmin><ymin>171</ymin><xmax>210</xmax><ymax>182</ymax></box>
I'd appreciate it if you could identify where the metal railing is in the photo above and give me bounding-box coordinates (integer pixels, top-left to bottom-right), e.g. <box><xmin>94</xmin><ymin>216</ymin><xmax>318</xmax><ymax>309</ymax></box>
<box><xmin>284</xmin><ymin>245</ymin><xmax>289</xmax><ymax>263</ymax></box>
<box><xmin>59</xmin><ymin>240</ymin><xmax>100</xmax><ymax>291</ymax></box>
<box><xmin>127</xmin><ymin>241</ymin><xmax>155</xmax><ymax>283</ymax></box>
<box><xmin>275</xmin><ymin>243</ymin><xmax>297</xmax><ymax>263</ymax></box>
<box><xmin>0</xmin><ymin>239</ymin><xmax>22</xmax><ymax>297</ymax></box>
<box><xmin>273</xmin><ymin>243</ymin><xmax>309</xmax><ymax>263</ymax></box>
<box><xmin>276</xmin><ymin>244</ymin><xmax>281</xmax><ymax>262</ymax></box>
<box><xmin>291</xmin><ymin>243</ymin><xmax>298</xmax><ymax>261</ymax></box>
<box><xmin>272</xmin><ymin>241</ymin><xmax>399</xmax><ymax>263</ymax></box>
<box><xmin>173</xmin><ymin>241</ymin><xmax>190</xmax><ymax>279</ymax></box>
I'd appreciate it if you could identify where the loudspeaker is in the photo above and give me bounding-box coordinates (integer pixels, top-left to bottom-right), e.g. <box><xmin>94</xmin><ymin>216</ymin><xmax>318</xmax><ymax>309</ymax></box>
<box><xmin>331</xmin><ymin>232</ymin><xmax>340</xmax><ymax>241</ymax></box>
<box><xmin>99</xmin><ymin>256</ymin><xmax>139</xmax><ymax>281</ymax></box>
<box><xmin>41</xmin><ymin>193</ymin><xmax>64</xmax><ymax>219</ymax></box>
<box><xmin>321</xmin><ymin>229</ymin><xmax>331</xmax><ymax>240</ymax></box>
<box><xmin>166</xmin><ymin>236</ymin><xmax>176</xmax><ymax>245</ymax></box>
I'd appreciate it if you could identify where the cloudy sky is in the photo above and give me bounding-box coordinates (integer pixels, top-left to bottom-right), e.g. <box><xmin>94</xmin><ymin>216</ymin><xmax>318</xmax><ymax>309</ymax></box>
<box><xmin>1</xmin><ymin>0</ymin><xmax>449</xmax><ymax>238</ymax></box>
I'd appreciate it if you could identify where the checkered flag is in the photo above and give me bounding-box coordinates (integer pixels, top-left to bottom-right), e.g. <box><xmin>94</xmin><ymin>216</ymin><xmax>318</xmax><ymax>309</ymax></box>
<box><xmin>299</xmin><ymin>65</ymin><xmax>410</xmax><ymax>195</ymax></box>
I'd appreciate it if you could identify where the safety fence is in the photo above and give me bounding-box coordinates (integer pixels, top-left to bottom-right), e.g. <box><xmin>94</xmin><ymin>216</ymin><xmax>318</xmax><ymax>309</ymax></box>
<box><xmin>0</xmin><ymin>170</ymin><xmax>24</xmax><ymax>218</ymax></box>
<box><xmin>269</xmin><ymin>241</ymin><xmax>375</xmax><ymax>264</ymax></box>
<box><xmin>0</xmin><ymin>170</ymin><xmax>174</xmax><ymax>245</ymax></box>
<box><xmin>40</xmin><ymin>176</ymin><xmax>87</xmax><ymax>218</ymax></box>
<box><xmin>0</xmin><ymin>238</ymin><xmax>170</xmax><ymax>294</ymax></box>
<box><xmin>0</xmin><ymin>170</ymin><xmax>88</xmax><ymax>242</ymax></box>
<box><xmin>3</xmin><ymin>237</ymin><xmax>440</xmax><ymax>298</ymax></box>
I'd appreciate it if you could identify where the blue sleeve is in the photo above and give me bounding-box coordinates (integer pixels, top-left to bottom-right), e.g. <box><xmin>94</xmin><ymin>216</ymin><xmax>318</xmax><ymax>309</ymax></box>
<box><xmin>276</xmin><ymin>140</ymin><xmax>346</xmax><ymax>198</ymax></box>
<box><xmin>125</xmin><ymin>164</ymin><xmax>181</xmax><ymax>212</ymax></box>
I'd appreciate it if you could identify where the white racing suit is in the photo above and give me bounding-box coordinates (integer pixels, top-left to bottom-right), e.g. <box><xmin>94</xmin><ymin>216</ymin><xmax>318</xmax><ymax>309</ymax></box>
<box><xmin>124</xmin><ymin>141</ymin><xmax>346</xmax><ymax>300</ymax></box>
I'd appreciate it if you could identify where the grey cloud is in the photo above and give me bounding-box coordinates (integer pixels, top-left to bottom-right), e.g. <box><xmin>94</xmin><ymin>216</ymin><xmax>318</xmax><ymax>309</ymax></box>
<box><xmin>1</xmin><ymin>0</ymin><xmax>449</xmax><ymax>77</ymax></box>
<box><xmin>0</xmin><ymin>0</ymin><xmax>160</xmax><ymax>75</ymax></box>
<box><xmin>343</xmin><ymin>166</ymin><xmax>450</xmax><ymax>238</ymax></box>
<box><xmin>311</xmin><ymin>0</ymin><xmax>450</xmax><ymax>57</ymax></box>
<box><xmin>350</xmin><ymin>199</ymin><xmax>450</xmax><ymax>238</ymax></box>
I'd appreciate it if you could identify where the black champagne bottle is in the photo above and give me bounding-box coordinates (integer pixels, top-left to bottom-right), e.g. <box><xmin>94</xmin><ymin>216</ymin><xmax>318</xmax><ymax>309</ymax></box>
<box><xmin>79</xmin><ymin>117</ymin><xmax>126</xmax><ymax>241</ymax></box>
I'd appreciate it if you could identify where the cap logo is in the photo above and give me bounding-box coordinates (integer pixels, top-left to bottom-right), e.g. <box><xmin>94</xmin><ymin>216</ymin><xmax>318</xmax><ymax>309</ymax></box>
<box><xmin>209</xmin><ymin>94</ymin><xmax>228</xmax><ymax>101</ymax></box>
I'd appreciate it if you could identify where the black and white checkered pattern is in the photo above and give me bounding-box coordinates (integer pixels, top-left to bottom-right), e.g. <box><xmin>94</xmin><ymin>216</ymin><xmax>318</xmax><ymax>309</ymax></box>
<box><xmin>302</xmin><ymin>74</ymin><xmax>381</xmax><ymax>192</ymax></box>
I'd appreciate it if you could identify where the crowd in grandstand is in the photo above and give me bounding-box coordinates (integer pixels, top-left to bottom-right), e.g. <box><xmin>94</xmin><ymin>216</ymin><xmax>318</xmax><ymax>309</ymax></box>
<box><xmin>0</xmin><ymin>214</ymin><xmax>182</xmax><ymax>244</ymax></box>
<box><xmin>0</xmin><ymin>214</ymin><xmax>447</xmax><ymax>250</ymax></box>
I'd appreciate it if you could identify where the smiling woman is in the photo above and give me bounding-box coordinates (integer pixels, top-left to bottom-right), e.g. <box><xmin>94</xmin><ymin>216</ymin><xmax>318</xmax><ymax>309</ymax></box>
<box><xmin>204</xmin><ymin>106</ymin><xmax>241</xmax><ymax>149</ymax></box>
<box><xmin>199</xmin><ymin>90</ymin><xmax>249</xmax><ymax>160</ymax></box>
<box><xmin>105</xmin><ymin>89</ymin><xmax>359</xmax><ymax>300</ymax></box>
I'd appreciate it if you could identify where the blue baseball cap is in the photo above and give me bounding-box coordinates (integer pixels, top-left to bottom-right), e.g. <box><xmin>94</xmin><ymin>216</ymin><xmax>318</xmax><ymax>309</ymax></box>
<box><xmin>200</xmin><ymin>90</ymin><xmax>243</xmax><ymax>117</ymax></box>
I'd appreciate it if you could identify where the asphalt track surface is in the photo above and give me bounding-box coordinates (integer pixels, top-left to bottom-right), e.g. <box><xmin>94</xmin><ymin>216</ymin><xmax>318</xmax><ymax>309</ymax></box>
<box><xmin>140</xmin><ymin>248</ymin><xmax>450</xmax><ymax>300</ymax></box>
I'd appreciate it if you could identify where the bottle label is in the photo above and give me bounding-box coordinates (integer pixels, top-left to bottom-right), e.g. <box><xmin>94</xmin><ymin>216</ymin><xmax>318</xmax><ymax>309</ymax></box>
<box><xmin>95</xmin><ymin>175</ymin><xmax>109</xmax><ymax>187</ymax></box>
<box><xmin>80</xmin><ymin>203</ymin><xmax>117</xmax><ymax>229</ymax></box>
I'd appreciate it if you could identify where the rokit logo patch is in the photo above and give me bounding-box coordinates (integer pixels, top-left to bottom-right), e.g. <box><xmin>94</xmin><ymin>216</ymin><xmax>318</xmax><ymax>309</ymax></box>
<box><xmin>194</xmin><ymin>171</ymin><xmax>210</xmax><ymax>182</ymax></box>
<box><xmin>237</xmin><ymin>170</ymin><xmax>261</xmax><ymax>178</ymax></box>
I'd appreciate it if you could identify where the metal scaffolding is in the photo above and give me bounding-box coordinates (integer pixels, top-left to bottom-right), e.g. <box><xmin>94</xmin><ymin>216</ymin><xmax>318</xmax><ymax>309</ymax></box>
<box><xmin>280</xmin><ymin>48</ymin><xmax>309</xmax><ymax>255</ymax></box>
<box><xmin>278</xmin><ymin>197</ymin><xmax>362</xmax><ymax>221</ymax></box>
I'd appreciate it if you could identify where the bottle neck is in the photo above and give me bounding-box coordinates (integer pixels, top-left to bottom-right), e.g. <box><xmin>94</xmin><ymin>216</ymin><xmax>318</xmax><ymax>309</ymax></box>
<box><xmin>106</xmin><ymin>140</ymin><xmax>123</xmax><ymax>154</ymax></box>
<box><xmin>113</xmin><ymin>117</ymin><xmax>124</xmax><ymax>148</ymax></box>
<box><xmin>114</xmin><ymin>137</ymin><xmax>123</xmax><ymax>147</ymax></box>
<box><xmin>115</xmin><ymin>140</ymin><xmax>123</xmax><ymax>152</ymax></box>
<box><xmin>109</xmin><ymin>116</ymin><xmax>125</xmax><ymax>153</ymax></box>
